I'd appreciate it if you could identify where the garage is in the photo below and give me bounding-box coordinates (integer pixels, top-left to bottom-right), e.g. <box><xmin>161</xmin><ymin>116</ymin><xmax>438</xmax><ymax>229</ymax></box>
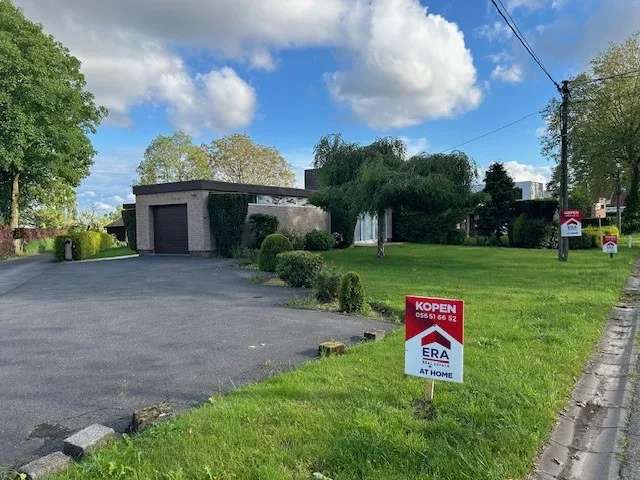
<box><xmin>153</xmin><ymin>204</ymin><xmax>188</xmax><ymax>254</ymax></box>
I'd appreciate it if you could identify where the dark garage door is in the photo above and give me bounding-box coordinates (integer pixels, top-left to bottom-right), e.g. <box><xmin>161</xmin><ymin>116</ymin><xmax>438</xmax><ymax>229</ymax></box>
<box><xmin>153</xmin><ymin>204</ymin><xmax>188</xmax><ymax>254</ymax></box>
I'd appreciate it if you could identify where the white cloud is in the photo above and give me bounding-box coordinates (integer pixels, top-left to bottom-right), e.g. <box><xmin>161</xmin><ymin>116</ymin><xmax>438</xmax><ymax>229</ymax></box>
<box><xmin>505</xmin><ymin>0</ymin><xmax>546</xmax><ymax>10</ymax></box>
<box><xmin>327</xmin><ymin>0</ymin><xmax>481</xmax><ymax>128</ymax></box>
<box><xmin>93</xmin><ymin>201</ymin><xmax>116</xmax><ymax>212</ymax></box>
<box><xmin>400</xmin><ymin>137</ymin><xmax>430</xmax><ymax>157</ymax></box>
<box><xmin>491</xmin><ymin>64</ymin><xmax>524</xmax><ymax>83</ymax></box>
<box><xmin>503</xmin><ymin>161</ymin><xmax>552</xmax><ymax>183</ymax></box>
<box><xmin>16</xmin><ymin>0</ymin><xmax>481</xmax><ymax>131</ymax></box>
<box><xmin>475</xmin><ymin>21</ymin><xmax>512</xmax><ymax>42</ymax></box>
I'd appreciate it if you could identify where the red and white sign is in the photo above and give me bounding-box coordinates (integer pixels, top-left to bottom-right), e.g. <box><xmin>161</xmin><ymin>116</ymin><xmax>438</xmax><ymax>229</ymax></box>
<box><xmin>603</xmin><ymin>234</ymin><xmax>618</xmax><ymax>254</ymax></box>
<box><xmin>405</xmin><ymin>296</ymin><xmax>464</xmax><ymax>383</ymax></box>
<box><xmin>560</xmin><ymin>210</ymin><xmax>582</xmax><ymax>237</ymax></box>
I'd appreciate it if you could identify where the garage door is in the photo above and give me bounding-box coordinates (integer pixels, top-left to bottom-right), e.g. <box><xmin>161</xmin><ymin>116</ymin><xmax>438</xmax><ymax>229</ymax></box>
<box><xmin>153</xmin><ymin>204</ymin><xmax>188</xmax><ymax>254</ymax></box>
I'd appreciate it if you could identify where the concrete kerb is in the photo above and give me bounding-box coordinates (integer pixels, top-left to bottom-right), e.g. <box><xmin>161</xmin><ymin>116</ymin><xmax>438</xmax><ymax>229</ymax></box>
<box><xmin>61</xmin><ymin>254</ymin><xmax>140</xmax><ymax>264</ymax></box>
<box><xmin>531</xmin><ymin>261</ymin><xmax>640</xmax><ymax>480</ymax></box>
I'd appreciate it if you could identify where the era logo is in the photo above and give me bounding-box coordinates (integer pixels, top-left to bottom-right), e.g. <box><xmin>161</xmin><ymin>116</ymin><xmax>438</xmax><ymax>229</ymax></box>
<box><xmin>422</xmin><ymin>347</ymin><xmax>450</xmax><ymax>363</ymax></box>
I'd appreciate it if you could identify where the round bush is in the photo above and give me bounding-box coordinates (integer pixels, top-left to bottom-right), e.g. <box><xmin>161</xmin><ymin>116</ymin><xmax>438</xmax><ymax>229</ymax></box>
<box><xmin>339</xmin><ymin>271</ymin><xmax>364</xmax><ymax>313</ymax></box>
<box><xmin>304</xmin><ymin>229</ymin><xmax>335</xmax><ymax>251</ymax></box>
<box><xmin>276</xmin><ymin>251</ymin><xmax>324</xmax><ymax>288</ymax></box>
<box><xmin>313</xmin><ymin>269</ymin><xmax>342</xmax><ymax>303</ymax></box>
<box><xmin>258</xmin><ymin>233</ymin><xmax>293</xmax><ymax>272</ymax></box>
<box><xmin>248</xmin><ymin>213</ymin><xmax>279</xmax><ymax>248</ymax></box>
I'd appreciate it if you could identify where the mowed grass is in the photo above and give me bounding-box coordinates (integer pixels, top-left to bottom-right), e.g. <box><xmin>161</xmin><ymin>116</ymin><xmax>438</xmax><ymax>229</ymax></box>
<box><xmin>54</xmin><ymin>244</ymin><xmax>637</xmax><ymax>480</ymax></box>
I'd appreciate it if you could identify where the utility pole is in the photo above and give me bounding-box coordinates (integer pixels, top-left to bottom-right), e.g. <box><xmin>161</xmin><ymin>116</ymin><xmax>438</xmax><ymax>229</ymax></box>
<box><xmin>558</xmin><ymin>80</ymin><xmax>570</xmax><ymax>262</ymax></box>
<box><xmin>616</xmin><ymin>161</ymin><xmax>622</xmax><ymax>233</ymax></box>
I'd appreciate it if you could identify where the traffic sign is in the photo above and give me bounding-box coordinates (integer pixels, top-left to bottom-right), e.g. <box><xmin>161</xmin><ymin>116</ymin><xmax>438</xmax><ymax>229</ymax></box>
<box><xmin>560</xmin><ymin>210</ymin><xmax>582</xmax><ymax>237</ymax></box>
<box><xmin>602</xmin><ymin>234</ymin><xmax>618</xmax><ymax>255</ymax></box>
<box><xmin>405</xmin><ymin>296</ymin><xmax>464</xmax><ymax>384</ymax></box>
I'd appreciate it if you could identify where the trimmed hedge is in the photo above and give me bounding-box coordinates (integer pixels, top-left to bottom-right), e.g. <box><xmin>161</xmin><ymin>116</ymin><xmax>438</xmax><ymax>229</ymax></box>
<box><xmin>511</xmin><ymin>214</ymin><xmax>547</xmax><ymax>248</ymax></box>
<box><xmin>314</xmin><ymin>269</ymin><xmax>342</xmax><ymax>303</ymax></box>
<box><xmin>0</xmin><ymin>225</ymin><xmax>13</xmax><ymax>257</ymax></box>
<box><xmin>275</xmin><ymin>251</ymin><xmax>324</xmax><ymax>288</ymax></box>
<box><xmin>208</xmin><ymin>193</ymin><xmax>250</xmax><ymax>257</ymax></box>
<box><xmin>259</xmin><ymin>233</ymin><xmax>293</xmax><ymax>272</ymax></box>
<box><xmin>122</xmin><ymin>207</ymin><xmax>137</xmax><ymax>251</ymax></box>
<box><xmin>248</xmin><ymin>213</ymin><xmax>279</xmax><ymax>248</ymax></box>
<box><xmin>570</xmin><ymin>232</ymin><xmax>596</xmax><ymax>249</ymax></box>
<box><xmin>304</xmin><ymin>229</ymin><xmax>335</xmax><ymax>251</ymax></box>
<box><xmin>54</xmin><ymin>231</ymin><xmax>114</xmax><ymax>261</ymax></box>
<box><xmin>584</xmin><ymin>226</ymin><xmax>620</xmax><ymax>247</ymax></box>
<box><xmin>339</xmin><ymin>271</ymin><xmax>364</xmax><ymax>313</ymax></box>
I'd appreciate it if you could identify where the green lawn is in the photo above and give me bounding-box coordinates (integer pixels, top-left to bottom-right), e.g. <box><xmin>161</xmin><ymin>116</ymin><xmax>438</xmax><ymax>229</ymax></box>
<box><xmin>54</xmin><ymin>244</ymin><xmax>637</xmax><ymax>480</ymax></box>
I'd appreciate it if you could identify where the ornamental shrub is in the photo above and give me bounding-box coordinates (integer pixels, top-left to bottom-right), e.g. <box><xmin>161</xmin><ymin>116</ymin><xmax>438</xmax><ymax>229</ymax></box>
<box><xmin>258</xmin><ymin>233</ymin><xmax>292</xmax><ymax>272</ymax></box>
<box><xmin>445</xmin><ymin>229</ymin><xmax>466</xmax><ymax>245</ymax></box>
<box><xmin>208</xmin><ymin>193</ymin><xmax>250</xmax><ymax>257</ymax></box>
<box><xmin>339</xmin><ymin>271</ymin><xmax>364</xmax><ymax>313</ymax></box>
<box><xmin>248</xmin><ymin>213</ymin><xmax>279</xmax><ymax>248</ymax></box>
<box><xmin>314</xmin><ymin>269</ymin><xmax>342</xmax><ymax>303</ymax></box>
<box><xmin>304</xmin><ymin>229</ymin><xmax>335</xmax><ymax>251</ymax></box>
<box><xmin>584</xmin><ymin>225</ymin><xmax>620</xmax><ymax>247</ymax></box>
<box><xmin>511</xmin><ymin>214</ymin><xmax>548</xmax><ymax>248</ymax></box>
<box><xmin>122</xmin><ymin>207</ymin><xmax>137</xmax><ymax>251</ymax></box>
<box><xmin>570</xmin><ymin>231</ymin><xmax>596</xmax><ymax>249</ymax></box>
<box><xmin>100</xmin><ymin>232</ymin><xmax>114</xmax><ymax>250</ymax></box>
<box><xmin>276</xmin><ymin>251</ymin><xmax>324</xmax><ymax>288</ymax></box>
<box><xmin>280</xmin><ymin>229</ymin><xmax>305</xmax><ymax>250</ymax></box>
<box><xmin>74</xmin><ymin>231</ymin><xmax>102</xmax><ymax>259</ymax></box>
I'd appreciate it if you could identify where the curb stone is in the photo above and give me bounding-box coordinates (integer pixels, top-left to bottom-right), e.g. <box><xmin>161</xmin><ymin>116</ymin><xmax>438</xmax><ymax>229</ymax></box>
<box><xmin>17</xmin><ymin>451</ymin><xmax>72</xmax><ymax>480</ymax></box>
<box><xmin>531</xmin><ymin>261</ymin><xmax>640</xmax><ymax>480</ymax></box>
<box><xmin>63</xmin><ymin>424</ymin><xmax>115</xmax><ymax>459</ymax></box>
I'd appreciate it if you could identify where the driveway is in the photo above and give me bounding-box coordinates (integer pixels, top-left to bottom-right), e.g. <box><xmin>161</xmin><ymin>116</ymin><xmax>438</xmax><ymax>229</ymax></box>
<box><xmin>0</xmin><ymin>255</ymin><xmax>391</xmax><ymax>468</ymax></box>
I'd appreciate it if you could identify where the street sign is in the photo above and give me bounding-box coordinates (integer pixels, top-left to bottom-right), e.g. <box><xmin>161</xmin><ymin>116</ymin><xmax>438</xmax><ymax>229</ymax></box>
<box><xmin>560</xmin><ymin>209</ymin><xmax>582</xmax><ymax>237</ymax></box>
<box><xmin>405</xmin><ymin>296</ymin><xmax>464</xmax><ymax>384</ymax></box>
<box><xmin>602</xmin><ymin>234</ymin><xmax>618</xmax><ymax>254</ymax></box>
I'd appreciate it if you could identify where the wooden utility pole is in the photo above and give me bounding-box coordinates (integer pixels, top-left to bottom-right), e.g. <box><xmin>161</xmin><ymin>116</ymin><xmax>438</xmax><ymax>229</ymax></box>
<box><xmin>558</xmin><ymin>80</ymin><xmax>570</xmax><ymax>262</ymax></box>
<box><xmin>616</xmin><ymin>162</ymin><xmax>622</xmax><ymax>233</ymax></box>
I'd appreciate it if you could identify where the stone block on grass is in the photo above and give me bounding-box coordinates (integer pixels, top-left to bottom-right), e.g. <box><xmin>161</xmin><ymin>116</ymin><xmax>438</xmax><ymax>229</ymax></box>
<box><xmin>363</xmin><ymin>330</ymin><xmax>385</xmax><ymax>341</ymax></box>
<box><xmin>318</xmin><ymin>341</ymin><xmax>346</xmax><ymax>357</ymax></box>
<box><xmin>63</xmin><ymin>423</ymin><xmax>115</xmax><ymax>459</ymax></box>
<box><xmin>18</xmin><ymin>451</ymin><xmax>72</xmax><ymax>480</ymax></box>
<box><xmin>131</xmin><ymin>402</ymin><xmax>175</xmax><ymax>432</ymax></box>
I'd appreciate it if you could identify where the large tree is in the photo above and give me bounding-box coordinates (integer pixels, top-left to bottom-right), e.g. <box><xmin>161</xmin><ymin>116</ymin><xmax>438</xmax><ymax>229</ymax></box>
<box><xmin>476</xmin><ymin>163</ymin><xmax>517</xmax><ymax>242</ymax></box>
<box><xmin>541</xmin><ymin>33</ymin><xmax>640</xmax><ymax>232</ymax></box>
<box><xmin>207</xmin><ymin>133</ymin><xmax>295</xmax><ymax>187</ymax></box>
<box><xmin>137</xmin><ymin>131</ymin><xmax>209</xmax><ymax>184</ymax></box>
<box><xmin>0</xmin><ymin>0</ymin><xmax>105</xmax><ymax>243</ymax></box>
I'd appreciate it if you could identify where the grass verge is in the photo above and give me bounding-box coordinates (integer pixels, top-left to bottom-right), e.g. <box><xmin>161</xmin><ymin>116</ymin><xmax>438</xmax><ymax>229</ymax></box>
<box><xmin>53</xmin><ymin>244</ymin><xmax>637</xmax><ymax>480</ymax></box>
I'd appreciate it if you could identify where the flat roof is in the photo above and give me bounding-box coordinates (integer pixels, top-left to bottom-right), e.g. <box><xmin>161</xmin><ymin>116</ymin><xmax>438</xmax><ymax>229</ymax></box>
<box><xmin>132</xmin><ymin>180</ymin><xmax>314</xmax><ymax>198</ymax></box>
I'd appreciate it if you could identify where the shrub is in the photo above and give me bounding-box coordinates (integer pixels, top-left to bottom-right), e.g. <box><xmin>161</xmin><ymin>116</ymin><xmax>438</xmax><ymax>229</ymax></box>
<box><xmin>74</xmin><ymin>231</ymin><xmax>102</xmax><ymax>259</ymax></box>
<box><xmin>0</xmin><ymin>225</ymin><xmax>13</xmax><ymax>258</ymax></box>
<box><xmin>570</xmin><ymin>231</ymin><xmax>596</xmax><ymax>249</ymax></box>
<box><xmin>446</xmin><ymin>230</ymin><xmax>466</xmax><ymax>245</ymax></box>
<box><xmin>304</xmin><ymin>229</ymin><xmax>335</xmax><ymax>251</ymax></box>
<box><xmin>313</xmin><ymin>269</ymin><xmax>342</xmax><ymax>303</ymax></box>
<box><xmin>339</xmin><ymin>272</ymin><xmax>364</xmax><ymax>313</ymax></box>
<box><xmin>512</xmin><ymin>214</ymin><xmax>548</xmax><ymax>248</ymax></box>
<box><xmin>276</xmin><ymin>251</ymin><xmax>323</xmax><ymax>288</ymax></box>
<box><xmin>584</xmin><ymin>226</ymin><xmax>620</xmax><ymax>247</ymax></box>
<box><xmin>100</xmin><ymin>232</ymin><xmax>114</xmax><ymax>250</ymax></box>
<box><xmin>122</xmin><ymin>207</ymin><xmax>137</xmax><ymax>251</ymax></box>
<box><xmin>280</xmin><ymin>229</ymin><xmax>305</xmax><ymax>250</ymax></box>
<box><xmin>208</xmin><ymin>193</ymin><xmax>250</xmax><ymax>257</ymax></box>
<box><xmin>248</xmin><ymin>213</ymin><xmax>279</xmax><ymax>248</ymax></box>
<box><xmin>54</xmin><ymin>235</ymin><xmax>69</xmax><ymax>261</ymax></box>
<box><xmin>258</xmin><ymin>233</ymin><xmax>293</xmax><ymax>272</ymax></box>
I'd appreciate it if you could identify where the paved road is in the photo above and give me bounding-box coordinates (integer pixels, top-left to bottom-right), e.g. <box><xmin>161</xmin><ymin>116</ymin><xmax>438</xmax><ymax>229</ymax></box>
<box><xmin>0</xmin><ymin>254</ymin><xmax>55</xmax><ymax>296</ymax></box>
<box><xmin>0</xmin><ymin>256</ymin><xmax>391</xmax><ymax>468</ymax></box>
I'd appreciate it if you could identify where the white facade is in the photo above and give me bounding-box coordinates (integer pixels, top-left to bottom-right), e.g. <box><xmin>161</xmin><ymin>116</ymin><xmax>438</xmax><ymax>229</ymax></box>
<box><xmin>354</xmin><ymin>210</ymin><xmax>393</xmax><ymax>244</ymax></box>
<box><xmin>515</xmin><ymin>181</ymin><xmax>546</xmax><ymax>200</ymax></box>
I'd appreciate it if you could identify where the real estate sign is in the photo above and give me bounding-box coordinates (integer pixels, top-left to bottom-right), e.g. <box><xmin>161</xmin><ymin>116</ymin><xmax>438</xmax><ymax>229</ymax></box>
<box><xmin>602</xmin><ymin>234</ymin><xmax>618</xmax><ymax>254</ymax></box>
<box><xmin>405</xmin><ymin>296</ymin><xmax>464</xmax><ymax>383</ymax></box>
<box><xmin>560</xmin><ymin>209</ymin><xmax>582</xmax><ymax>237</ymax></box>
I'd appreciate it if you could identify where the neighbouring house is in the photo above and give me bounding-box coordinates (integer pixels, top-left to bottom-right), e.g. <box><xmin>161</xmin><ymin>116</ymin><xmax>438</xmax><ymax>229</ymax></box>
<box><xmin>132</xmin><ymin>179</ymin><xmax>330</xmax><ymax>255</ymax></box>
<box><xmin>515</xmin><ymin>181</ymin><xmax>549</xmax><ymax>201</ymax></box>
<box><xmin>105</xmin><ymin>217</ymin><xmax>126</xmax><ymax>242</ymax></box>
<box><xmin>592</xmin><ymin>193</ymin><xmax>626</xmax><ymax>219</ymax></box>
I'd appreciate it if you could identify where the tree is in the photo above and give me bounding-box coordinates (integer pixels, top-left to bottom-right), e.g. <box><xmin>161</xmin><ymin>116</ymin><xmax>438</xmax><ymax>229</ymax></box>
<box><xmin>207</xmin><ymin>134</ymin><xmax>294</xmax><ymax>187</ymax></box>
<box><xmin>0</xmin><ymin>1</ymin><xmax>105</xmax><ymax>247</ymax></box>
<box><xmin>137</xmin><ymin>131</ymin><xmax>209</xmax><ymax>185</ymax></box>
<box><xmin>476</xmin><ymin>163</ymin><xmax>516</xmax><ymax>242</ymax></box>
<box><xmin>540</xmin><ymin>33</ymin><xmax>640</xmax><ymax>232</ymax></box>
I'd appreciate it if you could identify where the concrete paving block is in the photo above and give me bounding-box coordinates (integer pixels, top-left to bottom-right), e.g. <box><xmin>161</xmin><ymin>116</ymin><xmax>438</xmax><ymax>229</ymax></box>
<box><xmin>18</xmin><ymin>451</ymin><xmax>72</xmax><ymax>479</ymax></box>
<box><xmin>363</xmin><ymin>329</ymin><xmax>385</xmax><ymax>341</ymax></box>
<box><xmin>63</xmin><ymin>423</ymin><xmax>115</xmax><ymax>458</ymax></box>
<box><xmin>565</xmin><ymin>450</ymin><xmax>622</xmax><ymax>480</ymax></box>
<box><xmin>318</xmin><ymin>341</ymin><xmax>346</xmax><ymax>356</ymax></box>
<box><xmin>536</xmin><ymin>440</ymin><xmax>571</xmax><ymax>478</ymax></box>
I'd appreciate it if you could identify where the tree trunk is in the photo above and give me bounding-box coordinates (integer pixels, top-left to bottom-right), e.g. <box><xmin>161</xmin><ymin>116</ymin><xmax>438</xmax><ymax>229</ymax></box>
<box><xmin>377</xmin><ymin>210</ymin><xmax>386</xmax><ymax>258</ymax></box>
<box><xmin>10</xmin><ymin>172</ymin><xmax>21</xmax><ymax>254</ymax></box>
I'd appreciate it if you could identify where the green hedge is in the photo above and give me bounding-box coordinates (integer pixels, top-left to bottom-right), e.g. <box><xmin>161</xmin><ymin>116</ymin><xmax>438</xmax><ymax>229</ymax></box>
<box><xmin>511</xmin><ymin>214</ymin><xmax>548</xmax><ymax>248</ymax></box>
<box><xmin>122</xmin><ymin>208</ymin><xmax>137</xmax><ymax>251</ymax></box>
<box><xmin>54</xmin><ymin>231</ymin><xmax>114</xmax><ymax>261</ymax></box>
<box><xmin>248</xmin><ymin>213</ymin><xmax>279</xmax><ymax>248</ymax></box>
<box><xmin>304</xmin><ymin>229</ymin><xmax>335</xmax><ymax>251</ymax></box>
<box><xmin>259</xmin><ymin>233</ymin><xmax>292</xmax><ymax>272</ymax></box>
<box><xmin>208</xmin><ymin>193</ymin><xmax>250</xmax><ymax>257</ymax></box>
<box><xmin>275</xmin><ymin>250</ymin><xmax>323</xmax><ymax>288</ymax></box>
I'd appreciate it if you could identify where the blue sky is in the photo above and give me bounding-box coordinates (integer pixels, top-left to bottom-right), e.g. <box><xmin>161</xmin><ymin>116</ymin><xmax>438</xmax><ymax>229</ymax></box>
<box><xmin>15</xmin><ymin>0</ymin><xmax>640</xmax><ymax>212</ymax></box>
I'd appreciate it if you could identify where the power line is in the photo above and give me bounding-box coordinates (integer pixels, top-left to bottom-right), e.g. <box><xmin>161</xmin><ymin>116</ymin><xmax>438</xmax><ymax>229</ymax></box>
<box><xmin>490</xmin><ymin>0</ymin><xmax>561</xmax><ymax>91</ymax></box>
<box><xmin>438</xmin><ymin>110</ymin><xmax>542</xmax><ymax>153</ymax></box>
<box><xmin>569</xmin><ymin>68</ymin><xmax>640</xmax><ymax>86</ymax></box>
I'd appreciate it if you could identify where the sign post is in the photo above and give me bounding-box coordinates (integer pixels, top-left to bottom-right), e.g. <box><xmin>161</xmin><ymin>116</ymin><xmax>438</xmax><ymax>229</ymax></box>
<box><xmin>405</xmin><ymin>296</ymin><xmax>464</xmax><ymax>401</ymax></box>
<box><xmin>595</xmin><ymin>199</ymin><xmax>606</xmax><ymax>228</ymax></box>
<box><xmin>602</xmin><ymin>234</ymin><xmax>618</xmax><ymax>258</ymax></box>
<box><xmin>560</xmin><ymin>210</ymin><xmax>582</xmax><ymax>238</ymax></box>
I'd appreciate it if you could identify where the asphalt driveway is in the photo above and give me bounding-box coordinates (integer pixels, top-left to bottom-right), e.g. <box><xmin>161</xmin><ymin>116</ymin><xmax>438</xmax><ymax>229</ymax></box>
<box><xmin>0</xmin><ymin>255</ymin><xmax>391</xmax><ymax>468</ymax></box>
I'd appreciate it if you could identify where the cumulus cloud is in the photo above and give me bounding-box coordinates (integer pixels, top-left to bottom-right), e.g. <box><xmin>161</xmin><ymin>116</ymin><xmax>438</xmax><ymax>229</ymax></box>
<box><xmin>400</xmin><ymin>137</ymin><xmax>430</xmax><ymax>157</ymax></box>
<box><xmin>503</xmin><ymin>161</ymin><xmax>553</xmax><ymax>183</ymax></box>
<box><xmin>491</xmin><ymin>64</ymin><xmax>524</xmax><ymax>83</ymax></box>
<box><xmin>327</xmin><ymin>0</ymin><xmax>481</xmax><ymax>128</ymax></box>
<box><xmin>15</xmin><ymin>0</ymin><xmax>481</xmax><ymax>131</ymax></box>
<box><xmin>475</xmin><ymin>21</ymin><xmax>513</xmax><ymax>42</ymax></box>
